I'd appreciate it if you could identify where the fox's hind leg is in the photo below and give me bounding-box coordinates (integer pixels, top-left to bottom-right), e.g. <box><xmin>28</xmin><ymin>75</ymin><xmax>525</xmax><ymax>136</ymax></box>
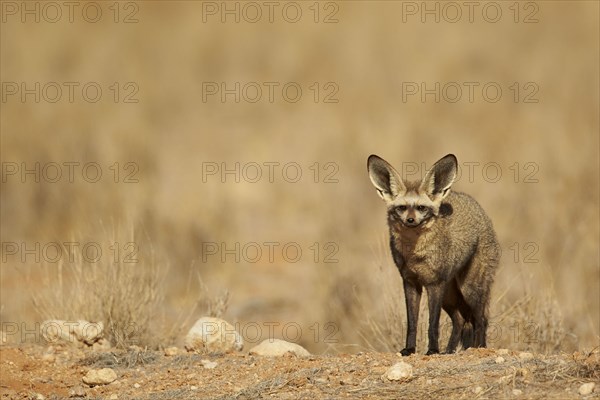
<box><xmin>443</xmin><ymin>306</ymin><xmax>464</xmax><ymax>353</ymax></box>
<box><xmin>443</xmin><ymin>279</ymin><xmax>466</xmax><ymax>353</ymax></box>
<box><xmin>457</xmin><ymin>242</ymin><xmax>498</xmax><ymax>348</ymax></box>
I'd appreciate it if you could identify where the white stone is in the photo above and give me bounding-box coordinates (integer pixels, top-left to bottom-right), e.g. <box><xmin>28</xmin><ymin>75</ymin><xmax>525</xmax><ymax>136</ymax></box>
<box><xmin>184</xmin><ymin>317</ymin><xmax>243</xmax><ymax>353</ymax></box>
<box><xmin>201</xmin><ymin>359</ymin><xmax>218</xmax><ymax>369</ymax></box>
<box><xmin>248</xmin><ymin>339</ymin><xmax>310</xmax><ymax>357</ymax></box>
<box><xmin>385</xmin><ymin>362</ymin><xmax>413</xmax><ymax>381</ymax></box>
<box><xmin>82</xmin><ymin>368</ymin><xmax>117</xmax><ymax>386</ymax></box>
<box><xmin>495</xmin><ymin>356</ymin><xmax>505</xmax><ymax>364</ymax></box>
<box><xmin>578</xmin><ymin>382</ymin><xmax>595</xmax><ymax>396</ymax></box>
<box><xmin>512</xmin><ymin>389</ymin><xmax>522</xmax><ymax>396</ymax></box>
<box><xmin>42</xmin><ymin>320</ymin><xmax>103</xmax><ymax>346</ymax></box>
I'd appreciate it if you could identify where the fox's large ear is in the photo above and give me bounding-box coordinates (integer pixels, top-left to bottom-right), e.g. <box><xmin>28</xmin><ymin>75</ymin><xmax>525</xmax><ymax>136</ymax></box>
<box><xmin>420</xmin><ymin>154</ymin><xmax>458</xmax><ymax>201</ymax></box>
<box><xmin>367</xmin><ymin>155</ymin><xmax>406</xmax><ymax>202</ymax></box>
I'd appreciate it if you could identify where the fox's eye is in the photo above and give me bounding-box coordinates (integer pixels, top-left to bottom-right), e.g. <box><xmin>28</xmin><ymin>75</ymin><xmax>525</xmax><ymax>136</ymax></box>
<box><xmin>397</xmin><ymin>205</ymin><xmax>407</xmax><ymax>212</ymax></box>
<box><xmin>417</xmin><ymin>205</ymin><xmax>427</xmax><ymax>212</ymax></box>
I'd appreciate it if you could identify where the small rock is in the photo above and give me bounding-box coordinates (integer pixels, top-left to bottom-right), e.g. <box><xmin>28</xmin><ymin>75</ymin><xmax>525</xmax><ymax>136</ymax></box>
<box><xmin>512</xmin><ymin>389</ymin><xmax>522</xmax><ymax>396</ymax></box>
<box><xmin>191</xmin><ymin>386</ymin><xmax>198</xmax><ymax>391</ymax></box>
<box><xmin>82</xmin><ymin>368</ymin><xmax>117</xmax><ymax>386</ymax></box>
<box><xmin>473</xmin><ymin>386</ymin><xmax>483</xmax><ymax>394</ymax></box>
<box><xmin>384</xmin><ymin>362</ymin><xmax>413</xmax><ymax>381</ymax></box>
<box><xmin>109</xmin><ymin>395</ymin><xmax>118</xmax><ymax>400</ymax></box>
<box><xmin>35</xmin><ymin>394</ymin><xmax>45</xmax><ymax>400</ymax></box>
<box><xmin>68</xmin><ymin>385</ymin><xmax>86</xmax><ymax>397</ymax></box>
<box><xmin>201</xmin><ymin>359</ymin><xmax>217</xmax><ymax>369</ymax></box>
<box><xmin>42</xmin><ymin>353</ymin><xmax>55</xmax><ymax>363</ymax></box>
<box><xmin>495</xmin><ymin>356</ymin><xmax>505</xmax><ymax>364</ymax></box>
<box><xmin>518</xmin><ymin>352</ymin><xmax>534</xmax><ymax>361</ymax></box>
<box><xmin>579</xmin><ymin>382</ymin><xmax>595</xmax><ymax>395</ymax></box>
<box><xmin>42</xmin><ymin>320</ymin><xmax>104</xmax><ymax>346</ymax></box>
<box><xmin>164</xmin><ymin>346</ymin><xmax>180</xmax><ymax>356</ymax></box>
<box><xmin>184</xmin><ymin>317</ymin><xmax>243</xmax><ymax>353</ymax></box>
<box><xmin>496</xmin><ymin>348</ymin><xmax>509</xmax><ymax>355</ymax></box>
<box><xmin>133</xmin><ymin>383</ymin><xmax>141</xmax><ymax>389</ymax></box>
<box><xmin>248</xmin><ymin>339</ymin><xmax>310</xmax><ymax>357</ymax></box>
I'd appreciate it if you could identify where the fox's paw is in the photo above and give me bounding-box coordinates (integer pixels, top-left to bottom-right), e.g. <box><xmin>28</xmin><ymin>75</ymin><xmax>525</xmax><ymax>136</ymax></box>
<box><xmin>400</xmin><ymin>347</ymin><xmax>415</xmax><ymax>356</ymax></box>
<box><xmin>425</xmin><ymin>348</ymin><xmax>440</xmax><ymax>356</ymax></box>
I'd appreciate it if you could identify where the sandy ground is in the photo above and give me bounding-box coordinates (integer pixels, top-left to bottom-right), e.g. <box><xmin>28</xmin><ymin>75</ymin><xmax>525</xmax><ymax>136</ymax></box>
<box><xmin>1</xmin><ymin>345</ymin><xmax>598</xmax><ymax>400</ymax></box>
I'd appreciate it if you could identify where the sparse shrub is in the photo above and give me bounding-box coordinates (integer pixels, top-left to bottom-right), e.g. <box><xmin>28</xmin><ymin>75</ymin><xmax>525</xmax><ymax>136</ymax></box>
<box><xmin>30</xmin><ymin>227</ymin><xmax>164</xmax><ymax>348</ymax></box>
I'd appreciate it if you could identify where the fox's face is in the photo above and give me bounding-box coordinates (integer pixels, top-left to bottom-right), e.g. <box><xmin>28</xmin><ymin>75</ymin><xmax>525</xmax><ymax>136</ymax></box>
<box><xmin>367</xmin><ymin>154</ymin><xmax>458</xmax><ymax>229</ymax></box>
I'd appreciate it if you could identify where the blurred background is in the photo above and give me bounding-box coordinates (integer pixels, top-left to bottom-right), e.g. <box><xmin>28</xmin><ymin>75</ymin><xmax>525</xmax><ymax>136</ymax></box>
<box><xmin>1</xmin><ymin>1</ymin><xmax>598</xmax><ymax>353</ymax></box>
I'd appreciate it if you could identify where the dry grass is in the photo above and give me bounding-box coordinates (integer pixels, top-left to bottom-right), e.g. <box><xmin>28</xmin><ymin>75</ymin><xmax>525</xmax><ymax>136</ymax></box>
<box><xmin>29</xmin><ymin>226</ymin><xmax>164</xmax><ymax>348</ymax></box>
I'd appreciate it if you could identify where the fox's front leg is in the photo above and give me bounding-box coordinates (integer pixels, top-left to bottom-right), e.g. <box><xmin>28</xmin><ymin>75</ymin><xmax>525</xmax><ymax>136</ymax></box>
<box><xmin>401</xmin><ymin>280</ymin><xmax>422</xmax><ymax>356</ymax></box>
<box><xmin>425</xmin><ymin>283</ymin><xmax>445</xmax><ymax>355</ymax></box>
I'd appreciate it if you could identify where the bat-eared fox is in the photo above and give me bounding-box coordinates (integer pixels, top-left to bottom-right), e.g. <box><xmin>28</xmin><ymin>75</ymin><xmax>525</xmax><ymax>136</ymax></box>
<box><xmin>367</xmin><ymin>154</ymin><xmax>500</xmax><ymax>355</ymax></box>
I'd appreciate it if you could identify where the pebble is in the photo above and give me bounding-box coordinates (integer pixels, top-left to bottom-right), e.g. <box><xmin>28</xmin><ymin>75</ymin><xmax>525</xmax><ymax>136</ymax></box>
<box><xmin>248</xmin><ymin>339</ymin><xmax>310</xmax><ymax>357</ymax></box>
<box><xmin>201</xmin><ymin>359</ymin><xmax>218</xmax><ymax>369</ymax></box>
<box><xmin>512</xmin><ymin>389</ymin><xmax>522</xmax><ymax>396</ymax></box>
<box><xmin>185</xmin><ymin>317</ymin><xmax>244</xmax><ymax>353</ymax></box>
<box><xmin>495</xmin><ymin>356</ymin><xmax>505</xmax><ymax>364</ymax></box>
<box><xmin>473</xmin><ymin>386</ymin><xmax>483</xmax><ymax>394</ymax></box>
<box><xmin>578</xmin><ymin>382</ymin><xmax>595</xmax><ymax>396</ymax></box>
<box><xmin>82</xmin><ymin>368</ymin><xmax>117</xmax><ymax>386</ymax></box>
<box><xmin>385</xmin><ymin>362</ymin><xmax>413</xmax><ymax>381</ymax></box>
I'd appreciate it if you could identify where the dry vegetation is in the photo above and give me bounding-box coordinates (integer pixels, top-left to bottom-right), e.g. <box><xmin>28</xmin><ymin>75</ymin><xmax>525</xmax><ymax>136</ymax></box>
<box><xmin>1</xmin><ymin>0</ymin><xmax>598</xmax><ymax>362</ymax></box>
